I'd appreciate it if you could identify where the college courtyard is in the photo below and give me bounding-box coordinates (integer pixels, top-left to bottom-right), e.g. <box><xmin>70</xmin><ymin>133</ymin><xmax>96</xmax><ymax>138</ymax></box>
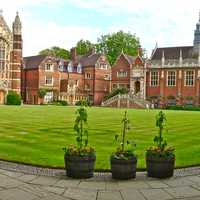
<box><xmin>0</xmin><ymin>106</ymin><xmax>199</xmax><ymax>199</ymax></box>
<box><xmin>1</xmin><ymin>1</ymin><xmax>200</xmax><ymax>199</ymax></box>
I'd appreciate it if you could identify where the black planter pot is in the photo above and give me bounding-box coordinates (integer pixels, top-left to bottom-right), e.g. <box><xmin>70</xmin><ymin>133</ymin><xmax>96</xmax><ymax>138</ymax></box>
<box><xmin>64</xmin><ymin>154</ymin><xmax>96</xmax><ymax>178</ymax></box>
<box><xmin>110</xmin><ymin>156</ymin><xmax>137</xmax><ymax>180</ymax></box>
<box><xmin>146</xmin><ymin>156</ymin><xmax>175</xmax><ymax>178</ymax></box>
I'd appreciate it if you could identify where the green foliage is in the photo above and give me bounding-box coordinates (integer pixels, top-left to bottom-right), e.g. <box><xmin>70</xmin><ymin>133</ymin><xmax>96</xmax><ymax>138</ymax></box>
<box><xmin>166</xmin><ymin>105</ymin><xmax>200</xmax><ymax>111</ymax></box>
<box><xmin>75</xmin><ymin>100</ymin><xmax>91</xmax><ymax>107</ymax></box>
<box><xmin>96</xmin><ymin>30</ymin><xmax>141</xmax><ymax>65</ymax></box>
<box><xmin>112</xmin><ymin>111</ymin><xmax>136</xmax><ymax>159</ymax></box>
<box><xmin>50</xmin><ymin>100</ymin><xmax>68</xmax><ymax>106</ymax></box>
<box><xmin>38</xmin><ymin>88</ymin><xmax>47</xmax><ymax>98</ymax></box>
<box><xmin>76</xmin><ymin>39</ymin><xmax>95</xmax><ymax>55</ymax></box>
<box><xmin>6</xmin><ymin>91</ymin><xmax>21</xmax><ymax>105</ymax></box>
<box><xmin>104</xmin><ymin>87</ymin><xmax>128</xmax><ymax>101</ymax></box>
<box><xmin>39</xmin><ymin>46</ymin><xmax>70</xmax><ymax>59</ymax></box>
<box><xmin>64</xmin><ymin>106</ymin><xmax>94</xmax><ymax>156</ymax></box>
<box><xmin>146</xmin><ymin>111</ymin><xmax>175</xmax><ymax>159</ymax></box>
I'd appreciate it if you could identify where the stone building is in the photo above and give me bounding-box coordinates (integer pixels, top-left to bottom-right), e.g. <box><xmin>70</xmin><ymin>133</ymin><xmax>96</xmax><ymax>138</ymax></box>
<box><xmin>0</xmin><ymin>11</ymin><xmax>22</xmax><ymax>104</ymax></box>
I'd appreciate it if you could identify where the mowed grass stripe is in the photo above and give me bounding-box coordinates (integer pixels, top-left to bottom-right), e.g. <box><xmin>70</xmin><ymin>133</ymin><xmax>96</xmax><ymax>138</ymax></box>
<box><xmin>0</xmin><ymin>106</ymin><xmax>200</xmax><ymax>169</ymax></box>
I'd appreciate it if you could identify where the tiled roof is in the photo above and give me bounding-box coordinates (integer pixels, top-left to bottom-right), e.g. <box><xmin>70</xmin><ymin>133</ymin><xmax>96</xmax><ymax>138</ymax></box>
<box><xmin>23</xmin><ymin>55</ymin><xmax>46</xmax><ymax>69</ymax></box>
<box><xmin>151</xmin><ymin>46</ymin><xmax>194</xmax><ymax>60</ymax></box>
<box><xmin>124</xmin><ymin>54</ymin><xmax>137</xmax><ymax>64</ymax></box>
<box><xmin>78</xmin><ymin>53</ymin><xmax>102</xmax><ymax>67</ymax></box>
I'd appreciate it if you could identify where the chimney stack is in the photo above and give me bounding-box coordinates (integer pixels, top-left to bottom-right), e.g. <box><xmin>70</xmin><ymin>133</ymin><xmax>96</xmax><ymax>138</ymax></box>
<box><xmin>70</xmin><ymin>47</ymin><xmax>77</xmax><ymax>62</ymax></box>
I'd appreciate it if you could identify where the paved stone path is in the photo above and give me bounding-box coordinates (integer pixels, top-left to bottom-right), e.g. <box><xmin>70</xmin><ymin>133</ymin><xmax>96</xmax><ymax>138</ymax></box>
<box><xmin>1</xmin><ymin>162</ymin><xmax>200</xmax><ymax>199</ymax></box>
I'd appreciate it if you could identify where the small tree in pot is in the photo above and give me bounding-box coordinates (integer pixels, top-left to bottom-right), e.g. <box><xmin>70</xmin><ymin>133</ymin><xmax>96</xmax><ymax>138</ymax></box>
<box><xmin>146</xmin><ymin>111</ymin><xmax>175</xmax><ymax>178</ymax></box>
<box><xmin>63</xmin><ymin>105</ymin><xmax>95</xmax><ymax>178</ymax></box>
<box><xmin>111</xmin><ymin>111</ymin><xmax>137</xmax><ymax>180</ymax></box>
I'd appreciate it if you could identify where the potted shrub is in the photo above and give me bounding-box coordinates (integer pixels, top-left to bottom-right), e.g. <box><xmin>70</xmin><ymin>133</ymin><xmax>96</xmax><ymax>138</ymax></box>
<box><xmin>110</xmin><ymin>111</ymin><xmax>137</xmax><ymax>180</ymax></box>
<box><xmin>63</xmin><ymin>106</ymin><xmax>95</xmax><ymax>178</ymax></box>
<box><xmin>146</xmin><ymin>111</ymin><xmax>175</xmax><ymax>178</ymax></box>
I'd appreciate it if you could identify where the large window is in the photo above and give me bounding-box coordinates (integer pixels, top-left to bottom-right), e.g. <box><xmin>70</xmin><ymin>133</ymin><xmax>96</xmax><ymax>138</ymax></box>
<box><xmin>45</xmin><ymin>76</ymin><xmax>53</xmax><ymax>85</ymax></box>
<box><xmin>167</xmin><ymin>71</ymin><xmax>176</xmax><ymax>86</ymax></box>
<box><xmin>185</xmin><ymin>70</ymin><xmax>194</xmax><ymax>86</ymax></box>
<box><xmin>117</xmin><ymin>71</ymin><xmax>127</xmax><ymax>78</ymax></box>
<box><xmin>0</xmin><ymin>43</ymin><xmax>5</xmax><ymax>71</ymax></box>
<box><xmin>150</xmin><ymin>71</ymin><xmax>159</xmax><ymax>86</ymax></box>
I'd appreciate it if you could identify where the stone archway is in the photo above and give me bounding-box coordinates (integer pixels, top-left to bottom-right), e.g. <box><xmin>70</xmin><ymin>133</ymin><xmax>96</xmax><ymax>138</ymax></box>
<box><xmin>134</xmin><ymin>81</ymin><xmax>140</xmax><ymax>94</ymax></box>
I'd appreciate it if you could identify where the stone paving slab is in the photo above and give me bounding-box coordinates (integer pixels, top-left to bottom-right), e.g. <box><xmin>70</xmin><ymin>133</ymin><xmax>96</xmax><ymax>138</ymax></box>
<box><xmin>0</xmin><ymin>162</ymin><xmax>200</xmax><ymax>200</ymax></box>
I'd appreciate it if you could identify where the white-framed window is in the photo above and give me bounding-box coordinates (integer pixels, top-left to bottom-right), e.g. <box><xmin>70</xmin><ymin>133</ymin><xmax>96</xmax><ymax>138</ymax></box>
<box><xmin>68</xmin><ymin>62</ymin><xmax>73</xmax><ymax>72</ymax></box>
<box><xmin>45</xmin><ymin>76</ymin><xmax>53</xmax><ymax>85</ymax></box>
<box><xmin>150</xmin><ymin>71</ymin><xmax>159</xmax><ymax>86</ymax></box>
<box><xmin>167</xmin><ymin>71</ymin><xmax>176</xmax><ymax>86</ymax></box>
<box><xmin>184</xmin><ymin>70</ymin><xmax>194</xmax><ymax>86</ymax></box>
<box><xmin>117</xmin><ymin>71</ymin><xmax>127</xmax><ymax>78</ymax></box>
<box><xmin>45</xmin><ymin>63</ymin><xmax>53</xmax><ymax>71</ymax></box>
<box><xmin>44</xmin><ymin>91</ymin><xmax>53</xmax><ymax>103</ymax></box>
<box><xmin>85</xmin><ymin>73</ymin><xmax>91</xmax><ymax>79</ymax></box>
<box><xmin>100</xmin><ymin>64</ymin><xmax>107</xmax><ymax>69</ymax></box>
<box><xmin>77</xmin><ymin>64</ymin><xmax>82</xmax><ymax>73</ymax></box>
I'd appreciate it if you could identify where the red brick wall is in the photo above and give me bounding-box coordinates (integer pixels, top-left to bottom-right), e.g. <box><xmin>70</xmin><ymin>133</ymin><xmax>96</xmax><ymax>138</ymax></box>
<box><xmin>147</xmin><ymin>67</ymin><xmax>200</xmax><ymax>106</ymax></box>
<box><xmin>112</xmin><ymin>54</ymin><xmax>130</xmax><ymax>90</ymax></box>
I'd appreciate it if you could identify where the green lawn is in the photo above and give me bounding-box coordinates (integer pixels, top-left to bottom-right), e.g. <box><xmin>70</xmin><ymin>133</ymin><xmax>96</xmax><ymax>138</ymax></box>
<box><xmin>0</xmin><ymin>105</ymin><xmax>200</xmax><ymax>170</ymax></box>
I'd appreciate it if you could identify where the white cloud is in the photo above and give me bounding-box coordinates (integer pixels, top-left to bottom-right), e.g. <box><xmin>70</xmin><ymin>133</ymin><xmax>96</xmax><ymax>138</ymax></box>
<box><xmin>1</xmin><ymin>0</ymin><xmax>200</xmax><ymax>57</ymax></box>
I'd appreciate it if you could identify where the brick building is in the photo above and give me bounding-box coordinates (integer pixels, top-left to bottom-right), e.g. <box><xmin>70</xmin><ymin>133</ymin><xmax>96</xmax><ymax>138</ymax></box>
<box><xmin>22</xmin><ymin>48</ymin><xmax>111</xmax><ymax>105</ymax></box>
<box><xmin>0</xmin><ymin>11</ymin><xmax>22</xmax><ymax>104</ymax></box>
<box><xmin>105</xmin><ymin>12</ymin><xmax>200</xmax><ymax>108</ymax></box>
<box><xmin>146</xmin><ymin>13</ymin><xmax>200</xmax><ymax>107</ymax></box>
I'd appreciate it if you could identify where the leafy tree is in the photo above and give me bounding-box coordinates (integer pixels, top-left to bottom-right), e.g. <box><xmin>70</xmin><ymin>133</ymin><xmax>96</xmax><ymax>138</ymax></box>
<box><xmin>96</xmin><ymin>31</ymin><xmax>141</xmax><ymax>65</ymax></box>
<box><xmin>39</xmin><ymin>46</ymin><xmax>70</xmax><ymax>59</ymax></box>
<box><xmin>38</xmin><ymin>88</ymin><xmax>47</xmax><ymax>98</ymax></box>
<box><xmin>76</xmin><ymin>40</ymin><xmax>95</xmax><ymax>55</ymax></box>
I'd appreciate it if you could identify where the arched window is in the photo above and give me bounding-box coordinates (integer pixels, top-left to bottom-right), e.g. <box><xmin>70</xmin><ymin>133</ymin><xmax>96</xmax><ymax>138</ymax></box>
<box><xmin>0</xmin><ymin>40</ymin><xmax>6</xmax><ymax>71</ymax></box>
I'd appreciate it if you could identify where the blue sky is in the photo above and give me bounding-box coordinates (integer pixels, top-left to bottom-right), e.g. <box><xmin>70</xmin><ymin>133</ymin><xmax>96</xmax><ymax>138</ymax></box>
<box><xmin>1</xmin><ymin>0</ymin><xmax>200</xmax><ymax>57</ymax></box>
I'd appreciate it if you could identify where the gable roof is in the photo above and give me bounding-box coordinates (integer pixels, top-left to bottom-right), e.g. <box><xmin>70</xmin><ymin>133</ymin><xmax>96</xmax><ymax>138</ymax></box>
<box><xmin>78</xmin><ymin>53</ymin><xmax>102</xmax><ymax>67</ymax></box>
<box><xmin>151</xmin><ymin>46</ymin><xmax>194</xmax><ymax>60</ymax></box>
<box><xmin>23</xmin><ymin>55</ymin><xmax>47</xmax><ymax>69</ymax></box>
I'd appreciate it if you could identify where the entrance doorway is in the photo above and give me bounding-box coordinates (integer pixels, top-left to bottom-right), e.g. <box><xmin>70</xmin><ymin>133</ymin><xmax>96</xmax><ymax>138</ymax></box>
<box><xmin>0</xmin><ymin>90</ymin><xmax>5</xmax><ymax>104</ymax></box>
<box><xmin>134</xmin><ymin>81</ymin><xmax>140</xmax><ymax>94</ymax></box>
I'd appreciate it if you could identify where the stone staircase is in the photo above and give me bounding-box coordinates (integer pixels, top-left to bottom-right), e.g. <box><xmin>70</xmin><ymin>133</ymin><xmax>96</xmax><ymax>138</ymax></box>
<box><xmin>101</xmin><ymin>93</ymin><xmax>150</xmax><ymax>108</ymax></box>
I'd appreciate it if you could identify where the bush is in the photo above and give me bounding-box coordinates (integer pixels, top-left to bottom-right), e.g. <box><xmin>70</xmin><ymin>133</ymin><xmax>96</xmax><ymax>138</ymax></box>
<box><xmin>50</xmin><ymin>100</ymin><xmax>68</xmax><ymax>106</ymax></box>
<box><xmin>6</xmin><ymin>91</ymin><xmax>21</xmax><ymax>105</ymax></box>
<box><xmin>165</xmin><ymin>105</ymin><xmax>200</xmax><ymax>111</ymax></box>
<box><xmin>75</xmin><ymin>100</ymin><xmax>91</xmax><ymax>107</ymax></box>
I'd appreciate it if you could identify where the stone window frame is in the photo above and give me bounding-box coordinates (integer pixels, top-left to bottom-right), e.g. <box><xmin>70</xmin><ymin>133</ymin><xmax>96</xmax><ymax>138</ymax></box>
<box><xmin>150</xmin><ymin>70</ymin><xmax>159</xmax><ymax>87</ymax></box>
<box><xmin>184</xmin><ymin>70</ymin><xmax>195</xmax><ymax>87</ymax></box>
<box><xmin>117</xmin><ymin>71</ymin><xmax>128</xmax><ymax>78</ymax></box>
<box><xmin>167</xmin><ymin>70</ymin><xmax>176</xmax><ymax>87</ymax></box>
<box><xmin>0</xmin><ymin>40</ymin><xmax>6</xmax><ymax>71</ymax></box>
<box><xmin>45</xmin><ymin>75</ymin><xmax>53</xmax><ymax>86</ymax></box>
<box><xmin>85</xmin><ymin>73</ymin><xmax>91</xmax><ymax>79</ymax></box>
<box><xmin>45</xmin><ymin>63</ymin><xmax>54</xmax><ymax>72</ymax></box>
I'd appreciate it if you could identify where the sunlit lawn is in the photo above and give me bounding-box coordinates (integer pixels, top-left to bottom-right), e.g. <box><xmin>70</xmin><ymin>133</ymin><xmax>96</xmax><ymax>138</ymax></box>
<box><xmin>0</xmin><ymin>105</ymin><xmax>200</xmax><ymax>170</ymax></box>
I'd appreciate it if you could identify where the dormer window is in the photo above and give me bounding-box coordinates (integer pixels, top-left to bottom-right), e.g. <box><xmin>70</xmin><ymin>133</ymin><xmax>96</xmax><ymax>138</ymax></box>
<box><xmin>45</xmin><ymin>63</ymin><xmax>53</xmax><ymax>71</ymax></box>
<box><xmin>68</xmin><ymin>62</ymin><xmax>73</xmax><ymax>72</ymax></box>
<box><xmin>77</xmin><ymin>63</ymin><xmax>82</xmax><ymax>73</ymax></box>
